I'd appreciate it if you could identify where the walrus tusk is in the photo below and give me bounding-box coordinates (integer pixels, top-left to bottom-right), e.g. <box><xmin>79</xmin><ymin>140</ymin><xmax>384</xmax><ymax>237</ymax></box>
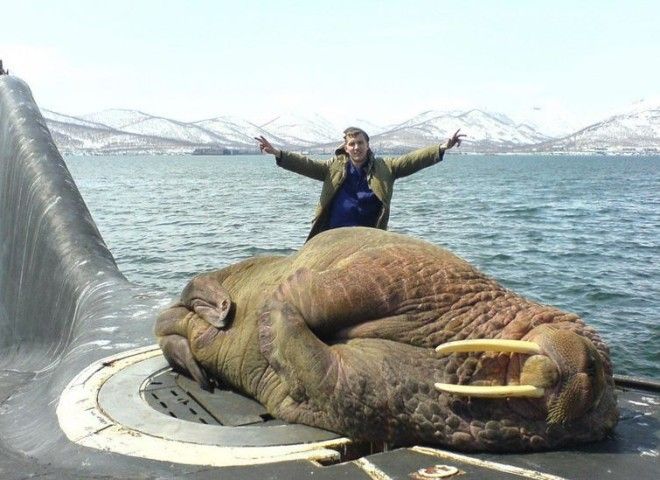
<box><xmin>435</xmin><ymin>339</ymin><xmax>541</xmax><ymax>356</ymax></box>
<box><xmin>434</xmin><ymin>383</ymin><xmax>545</xmax><ymax>398</ymax></box>
<box><xmin>435</xmin><ymin>340</ymin><xmax>546</xmax><ymax>398</ymax></box>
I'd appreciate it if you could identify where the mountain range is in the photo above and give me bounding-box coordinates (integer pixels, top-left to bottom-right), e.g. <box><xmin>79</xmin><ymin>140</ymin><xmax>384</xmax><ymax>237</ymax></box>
<box><xmin>42</xmin><ymin>100</ymin><xmax>660</xmax><ymax>156</ymax></box>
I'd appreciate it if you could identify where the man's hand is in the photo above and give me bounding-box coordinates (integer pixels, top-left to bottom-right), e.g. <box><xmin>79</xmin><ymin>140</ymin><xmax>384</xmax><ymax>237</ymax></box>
<box><xmin>445</xmin><ymin>129</ymin><xmax>466</xmax><ymax>149</ymax></box>
<box><xmin>255</xmin><ymin>136</ymin><xmax>281</xmax><ymax>157</ymax></box>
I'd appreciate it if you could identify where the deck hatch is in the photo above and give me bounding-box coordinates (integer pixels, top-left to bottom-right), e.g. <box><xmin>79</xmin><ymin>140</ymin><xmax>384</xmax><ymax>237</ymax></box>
<box><xmin>57</xmin><ymin>346</ymin><xmax>354</xmax><ymax>466</ymax></box>
<box><xmin>142</xmin><ymin>369</ymin><xmax>287</xmax><ymax>427</ymax></box>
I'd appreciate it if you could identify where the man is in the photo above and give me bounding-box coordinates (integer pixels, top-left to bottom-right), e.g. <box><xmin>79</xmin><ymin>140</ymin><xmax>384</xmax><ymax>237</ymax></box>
<box><xmin>256</xmin><ymin>127</ymin><xmax>465</xmax><ymax>241</ymax></box>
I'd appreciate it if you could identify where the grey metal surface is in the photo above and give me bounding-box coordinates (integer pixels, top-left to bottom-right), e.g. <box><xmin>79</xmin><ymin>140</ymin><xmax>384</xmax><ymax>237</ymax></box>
<box><xmin>475</xmin><ymin>384</ymin><xmax>660</xmax><ymax>479</ymax></box>
<box><xmin>0</xmin><ymin>73</ymin><xmax>658</xmax><ymax>479</ymax></box>
<box><xmin>145</xmin><ymin>369</ymin><xmax>223</xmax><ymax>425</ymax></box>
<box><xmin>174</xmin><ymin>374</ymin><xmax>285</xmax><ymax>426</ymax></box>
<box><xmin>98</xmin><ymin>354</ymin><xmax>343</xmax><ymax>446</ymax></box>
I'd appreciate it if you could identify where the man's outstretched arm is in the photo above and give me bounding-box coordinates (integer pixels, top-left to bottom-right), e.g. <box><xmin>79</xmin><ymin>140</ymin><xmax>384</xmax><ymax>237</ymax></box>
<box><xmin>255</xmin><ymin>135</ymin><xmax>328</xmax><ymax>181</ymax></box>
<box><xmin>389</xmin><ymin>129</ymin><xmax>466</xmax><ymax>178</ymax></box>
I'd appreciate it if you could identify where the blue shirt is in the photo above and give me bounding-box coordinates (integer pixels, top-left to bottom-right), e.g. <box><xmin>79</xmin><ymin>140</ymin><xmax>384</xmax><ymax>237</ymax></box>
<box><xmin>327</xmin><ymin>160</ymin><xmax>383</xmax><ymax>229</ymax></box>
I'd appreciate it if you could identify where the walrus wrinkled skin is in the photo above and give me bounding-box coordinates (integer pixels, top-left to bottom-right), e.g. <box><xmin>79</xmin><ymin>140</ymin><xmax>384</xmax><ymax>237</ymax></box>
<box><xmin>155</xmin><ymin>227</ymin><xmax>618</xmax><ymax>452</ymax></box>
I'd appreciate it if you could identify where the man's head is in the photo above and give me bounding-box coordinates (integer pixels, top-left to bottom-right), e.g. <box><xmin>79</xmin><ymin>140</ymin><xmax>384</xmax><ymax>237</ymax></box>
<box><xmin>342</xmin><ymin>127</ymin><xmax>370</xmax><ymax>167</ymax></box>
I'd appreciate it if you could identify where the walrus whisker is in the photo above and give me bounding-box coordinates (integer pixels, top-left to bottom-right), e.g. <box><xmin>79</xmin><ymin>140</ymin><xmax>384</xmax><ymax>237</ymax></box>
<box><xmin>435</xmin><ymin>339</ymin><xmax>541</xmax><ymax>356</ymax></box>
<box><xmin>434</xmin><ymin>383</ymin><xmax>545</xmax><ymax>398</ymax></box>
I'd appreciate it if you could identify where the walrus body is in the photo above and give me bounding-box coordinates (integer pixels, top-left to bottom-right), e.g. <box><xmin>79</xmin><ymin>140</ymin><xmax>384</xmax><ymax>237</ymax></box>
<box><xmin>155</xmin><ymin>227</ymin><xmax>618</xmax><ymax>452</ymax></box>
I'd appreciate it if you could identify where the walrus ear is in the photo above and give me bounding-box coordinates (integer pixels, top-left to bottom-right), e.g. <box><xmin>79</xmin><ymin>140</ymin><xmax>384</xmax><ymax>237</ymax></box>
<box><xmin>190</xmin><ymin>297</ymin><xmax>233</xmax><ymax>329</ymax></box>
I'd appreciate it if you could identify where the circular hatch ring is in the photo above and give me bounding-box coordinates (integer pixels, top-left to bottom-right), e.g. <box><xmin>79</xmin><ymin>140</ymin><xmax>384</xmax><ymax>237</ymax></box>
<box><xmin>57</xmin><ymin>345</ymin><xmax>351</xmax><ymax>466</ymax></box>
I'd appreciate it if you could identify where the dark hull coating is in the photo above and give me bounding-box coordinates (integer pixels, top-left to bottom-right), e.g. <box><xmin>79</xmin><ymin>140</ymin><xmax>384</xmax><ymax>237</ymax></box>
<box><xmin>0</xmin><ymin>75</ymin><xmax>657</xmax><ymax>479</ymax></box>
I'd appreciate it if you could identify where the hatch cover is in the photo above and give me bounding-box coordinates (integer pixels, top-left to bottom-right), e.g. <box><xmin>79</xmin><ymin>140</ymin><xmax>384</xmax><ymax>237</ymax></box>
<box><xmin>143</xmin><ymin>369</ymin><xmax>282</xmax><ymax>427</ymax></box>
<box><xmin>57</xmin><ymin>345</ymin><xmax>354</xmax><ymax>466</ymax></box>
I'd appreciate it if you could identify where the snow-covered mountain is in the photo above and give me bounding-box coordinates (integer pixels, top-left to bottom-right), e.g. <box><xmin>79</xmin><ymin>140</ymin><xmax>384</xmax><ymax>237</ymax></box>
<box><xmin>345</xmin><ymin>118</ymin><xmax>391</xmax><ymax>137</ymax></box>
<box><xmin>510</xmin><ymin>104</ymin><xmax>589</xmax><ymax>137</ymax></box>
<box><xmin>41</xmin><ymin>102</ymin><xmax>659</xmax><ymax>155</ymax></box>
<box><xmin>257</xmin><ymin>113</ymin><xmax>342</xmax><ymax>148</ymax></box>
<box><xmin>43</xmin><ymin>109</ymin><xmax>113</xmax><ymax>130</ymax></box>
<box><xmin>522</xmin><ymin>102</ymin><xmax>660</xmax><ymax>154</ymax></box>
<box><xmin>194</xmin><ymin>115</ymin><xmax>281</xmax><ymax>147</ymax></box>
<box><xmin>367</xmin><ymin>109</ymin><xmax>550</xmax><ymax>152</ymax></box>
<box><xmin>81</xmin><ymin>109</ymin><xmax>152</xmax><ymax>129</ymax></box>
<box><xmin>83</xmin><ymin>109</ymin><xmax>225</xmax><ymax>145</ymax></box>
<box><xmin>43</xmin><ymin>109</ymin><xmax>204</xmax><ymax>155</ymax></box>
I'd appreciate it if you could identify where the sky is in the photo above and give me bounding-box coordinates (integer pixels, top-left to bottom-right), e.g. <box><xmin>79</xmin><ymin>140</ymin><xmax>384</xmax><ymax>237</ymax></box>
<box><xmin>2</xmin><ymin>0</ymin><xmax>659</xmax><ymax>129</ymax></box>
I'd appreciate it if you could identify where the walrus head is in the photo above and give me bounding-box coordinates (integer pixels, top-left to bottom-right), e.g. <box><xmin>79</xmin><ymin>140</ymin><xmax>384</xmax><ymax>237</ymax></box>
<box><xmin>435</xmin><ymin>325</ymin><xmax>618</xmax><ymax>447</ymax></box>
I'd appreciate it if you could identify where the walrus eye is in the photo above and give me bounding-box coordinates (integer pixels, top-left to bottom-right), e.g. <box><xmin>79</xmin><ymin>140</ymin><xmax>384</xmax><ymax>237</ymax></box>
<box><xmin>434</xmin><ymin>339</ymin><xmax>545</xmax><ymax>399</ymax></box>
<box><xmin>585</xmin><ymin>361</ymin><xmax>596</xmax><ymax>378</ymax></box>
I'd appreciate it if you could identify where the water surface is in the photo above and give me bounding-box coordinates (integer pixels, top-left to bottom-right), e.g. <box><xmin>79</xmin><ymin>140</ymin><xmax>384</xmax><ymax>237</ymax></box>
<box><xmin>66</xmin><ymin>154</ymin><xmax>659</xmax><ymax>378</ymax></box>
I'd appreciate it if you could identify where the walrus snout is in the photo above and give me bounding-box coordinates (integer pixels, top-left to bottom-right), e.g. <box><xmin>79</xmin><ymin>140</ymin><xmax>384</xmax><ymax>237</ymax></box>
<box><xmin>434</xmin><ymin>325</ymin><xmax>614</xmax><ymax>427</ymax></box>
<box><xmin>525</xmin><ymin>326</ymin><xmax>611</xmax><ymax>424</ymax></box>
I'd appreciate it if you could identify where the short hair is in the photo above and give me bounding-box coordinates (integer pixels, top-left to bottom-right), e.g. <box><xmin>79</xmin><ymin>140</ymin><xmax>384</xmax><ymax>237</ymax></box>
<box><xmin>343</xmin><ymin>127</ymin><xmax>369</xmax><ymax>142</ymax></box>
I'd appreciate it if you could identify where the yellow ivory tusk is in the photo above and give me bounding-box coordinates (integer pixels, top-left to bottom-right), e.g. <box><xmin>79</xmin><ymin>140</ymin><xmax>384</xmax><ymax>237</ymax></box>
<box><xmin>434</xmin><ymin>383</ymin><xmax>545</xmax><ymax>398</ymax></box>
<box><xmin>435</xmin><ymin>339</ymin><xmax>541</xmax><ymax>356</ymax></box>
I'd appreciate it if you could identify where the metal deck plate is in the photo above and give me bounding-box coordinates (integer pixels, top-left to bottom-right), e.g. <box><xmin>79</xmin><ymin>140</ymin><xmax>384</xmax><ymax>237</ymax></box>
<box><xmin>143</xmin><ymin>368</ymin><xmax>283</xmax><ymax>427</ymax></box>
<box><xmin>57</xmin><ymin>346</ymin><xmax>356</xmax><ymax>466</ymax></box>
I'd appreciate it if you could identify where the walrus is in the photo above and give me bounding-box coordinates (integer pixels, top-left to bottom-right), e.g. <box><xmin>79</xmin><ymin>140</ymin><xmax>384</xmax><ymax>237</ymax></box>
<box><xmin>155</xmin><ymin>227</ymin><xmax>618</xmax><ymax>452</ymax></box>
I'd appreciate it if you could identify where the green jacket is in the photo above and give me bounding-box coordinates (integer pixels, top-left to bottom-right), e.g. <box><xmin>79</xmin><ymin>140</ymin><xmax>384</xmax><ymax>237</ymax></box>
<box><xmin>277</xmin><ymin>145</ymin><xmax>445</xmax><ymax>240</ymax></box>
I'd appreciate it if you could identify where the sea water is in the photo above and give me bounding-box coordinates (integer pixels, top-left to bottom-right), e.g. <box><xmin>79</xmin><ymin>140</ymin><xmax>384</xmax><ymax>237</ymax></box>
<box><xmin>66</xmin><ymin>154</ymin><xmax>659</xmax><ymax>378</ymax></box>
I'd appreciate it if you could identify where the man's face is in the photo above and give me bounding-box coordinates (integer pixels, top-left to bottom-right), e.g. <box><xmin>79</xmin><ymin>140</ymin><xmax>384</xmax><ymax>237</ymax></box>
<box><xmin>344</xmin><ymin>133</ymin><xmax>369</xmax><ymax>166</ymax></box>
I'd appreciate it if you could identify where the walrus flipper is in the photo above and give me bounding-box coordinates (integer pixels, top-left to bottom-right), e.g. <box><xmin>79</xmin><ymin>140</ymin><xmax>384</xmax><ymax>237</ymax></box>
<box><xmin>258</xmin><ymin>265</ymin><xmax>401</xmax><ymax>394</ymax></box>
<box><xmin>159</xmin><ymin>334</ymin><xmax>212</xmax><ymax>391</ymax></box>
<box><xmin>258</xmin><ymin>268</ymin><xmax>435</xmax><ymax>439</ymax></box>
<box><xmin>259</xmin><ymin>269</ymin><xmax>338</xmax><ymax>401</ymax></box>
<box><xmin>155</xmin><ymin>304</ymin><xmax>213</xmax><ymax>391</ymax></box>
